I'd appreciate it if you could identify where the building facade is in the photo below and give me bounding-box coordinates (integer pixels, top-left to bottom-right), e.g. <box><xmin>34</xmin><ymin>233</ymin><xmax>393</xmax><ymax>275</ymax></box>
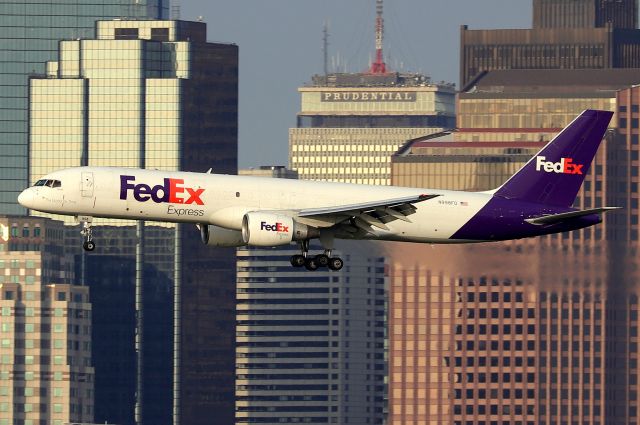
<box><xmin>388</xmin><ymin>242</ymin><xmax>632</xmax><ymax>425</ymax></box>
<box><xmin>0</xmin><ymin>216</ymin><xmax>94</xmax><ymax>425</ymax></box>
<box><xmin>391</xmin><ymin>133</ymin><xmax>544</xmax><ymax>190</ymax></box>
<box><xmin>613</xmin><ymin>85</ymin><xmax>640</xmax><ymax>243</ymax></box>
<box><xmin>386</xmin><ymin>62</ymin><xmax>640</xmax><ymax>425</ymax></box>
<box><xmin>289</xmin><ymin>72</ymin><xmax>455</xmax><ymax>185</ymax></box>
<box><xmin>533</xmin><ymin>0</ymin><xmax>638</xmax><ymax>29</ymax></box>
<box><xmin>460</xmin><ymin>0</ymin><xmax>640</xmax><ymax>88</ymax></box>
<box><xmin>28</xmin><ymin>20</ymin><xmax>239</xmax><ymax>425</ymax></box>
<box><xmin>236</xmin><ymin>244</ymin><xmax>387</xmax><ymax>425</ymax></box>
<box><xmin>0</xmin><ymin>0</ymin><xmax>166</xmax><ymax>215</ymax></box>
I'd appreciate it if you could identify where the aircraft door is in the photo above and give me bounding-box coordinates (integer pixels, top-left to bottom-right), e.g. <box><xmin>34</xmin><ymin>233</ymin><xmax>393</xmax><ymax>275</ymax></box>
<box><xmin>81</xmin><ymin>172</ymin><xmax>94</xmax><ymax>198</ymax></box>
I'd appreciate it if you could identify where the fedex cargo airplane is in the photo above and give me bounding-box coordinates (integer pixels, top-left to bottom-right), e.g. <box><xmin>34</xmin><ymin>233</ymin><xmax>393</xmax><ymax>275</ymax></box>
<box><xmin>19</xmin><ymin>109</ymin><xmax>619</xmax><ymax>271</ymax></box>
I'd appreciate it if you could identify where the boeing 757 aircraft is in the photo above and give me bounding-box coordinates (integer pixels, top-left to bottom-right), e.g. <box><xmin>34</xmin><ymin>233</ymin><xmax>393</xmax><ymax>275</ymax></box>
<box><xmin>19</xmin><ymin>109</ymin><xmax>619</xmax><ymax>271</ymax></box>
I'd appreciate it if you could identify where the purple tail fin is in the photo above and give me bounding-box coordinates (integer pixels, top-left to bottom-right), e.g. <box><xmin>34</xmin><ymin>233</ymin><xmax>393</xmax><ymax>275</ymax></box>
<box><xmin>494</xmin><ymin>109</ymin><xmax>613</xmax><ymax>207</ymax></box>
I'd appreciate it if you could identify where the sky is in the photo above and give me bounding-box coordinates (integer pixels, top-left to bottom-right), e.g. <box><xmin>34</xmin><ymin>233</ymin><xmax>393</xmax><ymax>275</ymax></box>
<box><xmin>177</xmin><ymin>0</ymin><xmax>531</xmax><ymax>168</ymax></box>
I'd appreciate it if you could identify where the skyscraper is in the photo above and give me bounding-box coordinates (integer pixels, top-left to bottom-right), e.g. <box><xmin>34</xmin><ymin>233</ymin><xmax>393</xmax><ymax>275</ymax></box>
<box><xmin>236</xmin><ymin>244</ymin><xmax>387</xmax><ymax>425</ymax></box>
<box><xmin>533</xmin><ymin>0</ymin><xmax>638</xmax><ymax>29</ymax></box>
<box><xmin>0</xmin><ymin>215</ymin><xmax>94</xmax><ymax>425</ymax></box>
<box><xmin>27</xmin><ymin>19</ymin><xmax>239</xmax><ymax>425</ymax></box>
<box><xmin>460</xmin><ymin>0</ymin><xmax>640</xmax><ymax>88</ymax></box>
<box><xmin>289</xmin><ymin>73</ymin><xmax>455</xmax><ymax>185</ymax></box>
<box><xmin>0</xmin><ymin>0</ymin><xmax>167</xmax><ymax>215</ymax></box>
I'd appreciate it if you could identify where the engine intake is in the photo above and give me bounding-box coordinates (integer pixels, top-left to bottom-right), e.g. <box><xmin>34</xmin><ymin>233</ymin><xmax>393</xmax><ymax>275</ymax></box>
<box><xmin>200</xmin><ymin>224</ymin><xmax>245</xmax><ymax>247</ymax></box>
<box><xmin>242</xmin><ymin>212</ymin><xmax>318</xmax><ymax>246</ymax></box>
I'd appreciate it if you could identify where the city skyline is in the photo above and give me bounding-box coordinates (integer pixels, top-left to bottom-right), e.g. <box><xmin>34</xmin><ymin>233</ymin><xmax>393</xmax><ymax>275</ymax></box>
<box><xmin>177</xmin><ymin>0</ymin><xmax>532</xmax><ymax>168</ymax></box>
<box><xmin>3</xmin><ymin>1</ymin><xmax>640</xmax><ymax>424</ymax></box>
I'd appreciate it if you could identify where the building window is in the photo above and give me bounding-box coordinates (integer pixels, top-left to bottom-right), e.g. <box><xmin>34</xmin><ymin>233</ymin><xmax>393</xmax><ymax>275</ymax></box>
<box><xmin>10</xmin><ymin>227</ymin><xmax>17</xmax><ymax>237</ymax></box>
<box><xmin>151</xmin><ymin>27</ymin><xmax>169</xmax><ymax>41</ymax></box>
<box><xmin>33</xmin><ymin>227</ymin><xmax>40</xmax><ymax>237</ymax></box>
<box><xmin>22</xmin><ymin>227</ymin><xmax>28</xmax><ymax>237</ymax></box>
<box><xmin>114</xmin><ymin>28</ymin><xmax>139</xmax><ymax>40</ymax></box>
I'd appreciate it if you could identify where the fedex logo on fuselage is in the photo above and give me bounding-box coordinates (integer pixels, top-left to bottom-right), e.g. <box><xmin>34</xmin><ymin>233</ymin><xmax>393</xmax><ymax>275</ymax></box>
<box><xmin>119</xmin><ymin>175</ymin><xmax>204</xmax><ymax>205</ymax></box>
<box><xmin>260</xmin><ymin>221</ymin><xmax>289</xmax><ymax>233</ymax></box>
<box><xmin>535</xmin><ymin>156</ymin><xmax>583</xmax><ymax>175</ymax></box>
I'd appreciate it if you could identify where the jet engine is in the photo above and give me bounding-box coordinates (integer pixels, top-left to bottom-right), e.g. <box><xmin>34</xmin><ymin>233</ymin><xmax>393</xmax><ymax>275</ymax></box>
<box><xmin>200</xmin><ymin>224</ymin><xmax>245</xmax><ymax>247</ymax></box>
<box><xmin>241</xmin><ymin>212</ymin><xmax>318</xmax><ymax>246</ymax></box>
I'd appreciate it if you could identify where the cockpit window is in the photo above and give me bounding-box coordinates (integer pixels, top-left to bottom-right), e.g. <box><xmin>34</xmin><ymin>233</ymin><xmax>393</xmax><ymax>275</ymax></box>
<box><xmin>34</xmin><ymin>179</ymin><xmax>61</xmax><ymax>188</ymax></box>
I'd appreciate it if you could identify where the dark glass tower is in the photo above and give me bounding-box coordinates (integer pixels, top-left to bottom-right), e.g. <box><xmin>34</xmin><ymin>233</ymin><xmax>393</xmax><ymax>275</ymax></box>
<box><xmin>0</xmin><ymin>0</ymin><xmax>167</xmax><ymax>215</ymax></box>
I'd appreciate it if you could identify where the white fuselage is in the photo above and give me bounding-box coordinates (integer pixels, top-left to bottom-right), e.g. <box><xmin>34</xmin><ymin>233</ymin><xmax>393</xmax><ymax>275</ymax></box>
<box><xmin>19</xmin><ymin>167</ymin><xmax>492</xmax><ymax>243</ymax></box>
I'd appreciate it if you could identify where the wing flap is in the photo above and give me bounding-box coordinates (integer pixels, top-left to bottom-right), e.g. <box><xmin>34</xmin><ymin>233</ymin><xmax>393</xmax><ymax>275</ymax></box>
<box><xmin>525</xmin><ymin>206</ymin><xmax>621</xmax><ymax>226</ymax></box>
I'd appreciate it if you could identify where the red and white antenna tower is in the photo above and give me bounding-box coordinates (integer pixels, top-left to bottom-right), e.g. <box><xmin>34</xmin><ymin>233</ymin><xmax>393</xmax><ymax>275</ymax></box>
<box><xmin>369</xmin><ymin>0</ymin><xmax>387</xmax><ymax>74</ymax></box>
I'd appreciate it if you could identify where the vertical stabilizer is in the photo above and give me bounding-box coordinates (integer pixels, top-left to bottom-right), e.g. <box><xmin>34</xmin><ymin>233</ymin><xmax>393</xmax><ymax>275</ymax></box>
<box><xmin>494</xmin><ymin>109</ymin><xmax>613</xmax><ymax>207</ymax></box>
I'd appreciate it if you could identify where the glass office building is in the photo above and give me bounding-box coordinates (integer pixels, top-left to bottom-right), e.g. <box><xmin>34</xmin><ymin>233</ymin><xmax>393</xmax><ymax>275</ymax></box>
<box><xmin>0</xmin><ymin>0</ymin><xmax>166</xmax><ymax>215</ymax></box>
<box><xmin>28</xmin><ymin>20</ymin><xmax>239</xmax><ymax>425</ymax></box>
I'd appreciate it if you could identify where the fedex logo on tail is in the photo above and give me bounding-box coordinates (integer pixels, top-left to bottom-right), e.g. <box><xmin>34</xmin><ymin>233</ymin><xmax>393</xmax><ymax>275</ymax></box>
<box><xmin>120</xmin><ymin>175</ymin><xmax>205</xmax><ymax>205</ymax></box>
<box><xmin>260</xmin><ymin>222</ymin><xmax>289</xmax><ymax>233</ymax></box>
<box><xmin>535</xmin><ymin>156</ymin><xmax>583</xmax><ymax>175</ymax></box>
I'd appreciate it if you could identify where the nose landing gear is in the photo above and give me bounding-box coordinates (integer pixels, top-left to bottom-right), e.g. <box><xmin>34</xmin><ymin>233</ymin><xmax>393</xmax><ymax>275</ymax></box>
<box><xmin>289</xmin><ymin>240</ymin><xmax>344</xmax><ymax>271</ymax></box>
<box><xmin>79</xmin><ymin>217</ymin><xmax>95</xmax><ymax>252</ymax></box>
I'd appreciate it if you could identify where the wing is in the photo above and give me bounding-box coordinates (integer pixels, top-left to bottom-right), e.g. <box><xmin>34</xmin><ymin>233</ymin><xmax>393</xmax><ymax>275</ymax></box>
<box><xmin>295</xmin><ymin>193</ymin><xmax>440</xmax><ymax>232</ymax></box>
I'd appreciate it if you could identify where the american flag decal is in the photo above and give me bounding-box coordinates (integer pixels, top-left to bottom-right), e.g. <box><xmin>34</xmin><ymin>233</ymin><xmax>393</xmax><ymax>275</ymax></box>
<box><xmin>460</xmin><ymin>201</ymin><xmax>468</xmax><ymax>206</ymax></box>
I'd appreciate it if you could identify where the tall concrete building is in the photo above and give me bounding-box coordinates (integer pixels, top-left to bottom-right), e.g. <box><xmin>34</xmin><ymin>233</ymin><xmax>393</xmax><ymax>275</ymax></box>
<box><xmin>236</xmin><ymin>244</ymin><xmax>387</xmax><ymax>425</ymax></box>
<box><xmin>0</xmin><ymin>216</ymin><xmax>94</xmax><ymax>425</ymax></box>
<box><xmin>27</xmin><ymin>20</ymin><xmax>239</xmax><ymax>425</ymax></box>
<box><xmin>391</xmin><ymin>133</ymin><xmax>544</xmax><ymax>190</ymax></box>
<box><xmin>386</xmin><ymin>0</ymin><xmax>640</xmax><ymax>415</ymax></box>
<box><xmin>235</xmin><ymin>168</ymin><xmax>386</xmax><ymax>425</ymax></box>
<box><xmin>0</xmin><ymin>0</ymin><xmax>166</xmax><ymax>215</ymax></box>
<box><xmin>289</xmin><ymin>72</ymin><xmax>455</xmax><ymax>185</ymax></box>
<box><xmin>460</xmin><ymin>0</ymin><xmax>640</xmax><ymax>88</ymax></box>
<box><xmin>614</xmin><ymin>85</ymin><xmax>640</xmax><ymax>242</ymax></box>
<box><xmin>533</xmin><ymin>0</ymin><xmax>638</xmax><ymax>29</ymax></box>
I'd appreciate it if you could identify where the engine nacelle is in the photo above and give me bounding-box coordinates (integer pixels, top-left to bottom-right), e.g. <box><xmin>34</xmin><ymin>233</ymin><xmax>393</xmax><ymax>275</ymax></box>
<box><xmin>200</xmin><ymin>224</ymin><xmax>245</xmax><ymax>247</ymax></box>
<box><xmin>241</xmin><ymin>212</ymin><xmax>318</xmax><ymax>246</ymax></box>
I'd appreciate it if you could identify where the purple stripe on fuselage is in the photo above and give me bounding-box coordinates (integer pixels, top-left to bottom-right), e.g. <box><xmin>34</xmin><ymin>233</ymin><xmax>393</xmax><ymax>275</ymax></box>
<box><xmin>451</xmin><ymin>197</ymin><xmax>601</xmax><ymax>241</ymax></box>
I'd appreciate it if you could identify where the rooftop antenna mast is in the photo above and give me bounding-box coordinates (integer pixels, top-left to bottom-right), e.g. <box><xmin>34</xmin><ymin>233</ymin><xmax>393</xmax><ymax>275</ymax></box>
<box><xmin>370</xmin><ymin>0</ymin><xmax>387</xmax><ymax>74</ymax></box>
<box><xmin>323</xmin><ymin>21</ymin><xmax>330</xmax><ymax>76</ymax></box>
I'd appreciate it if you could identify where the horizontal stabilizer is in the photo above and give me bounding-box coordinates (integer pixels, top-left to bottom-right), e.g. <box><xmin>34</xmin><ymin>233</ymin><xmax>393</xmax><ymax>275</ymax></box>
<box><xmin>525</xmin><ymin>207</ymin><xmax>621</xmax><ymax>226</ymax></box>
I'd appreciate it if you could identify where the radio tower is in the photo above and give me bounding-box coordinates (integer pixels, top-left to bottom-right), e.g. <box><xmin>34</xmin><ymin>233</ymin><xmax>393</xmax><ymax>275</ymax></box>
<box><xmin>369</xmin><ymin>0</ymin><xmax>387</xmax><ymax>74</ymax></box>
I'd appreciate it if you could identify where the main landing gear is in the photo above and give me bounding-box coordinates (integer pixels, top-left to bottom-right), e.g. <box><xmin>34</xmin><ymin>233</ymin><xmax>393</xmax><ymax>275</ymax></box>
<box><xmin>289</xmin><ymin>240</ymin><xmax>344</xmax><ymax>271</ymax></box>
<box><xmin>79</xmin><ymin>217</ymin><xmax>95</xmax><ymax>252</ymax></box>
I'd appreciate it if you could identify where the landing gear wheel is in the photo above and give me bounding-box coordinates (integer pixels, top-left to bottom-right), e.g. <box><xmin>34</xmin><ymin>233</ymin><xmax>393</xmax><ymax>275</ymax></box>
<box><xmin>315</xmin><ymin>254</ymin><xmax>329</xmax><ymax>267</ymax></box>
<box><xmin>290</xmin><ymin>254</ymin><xmax>305</xmax><ymax>267</ymax></box>
<box><xmin>328</xmin><ymin>257</ymin><xmax>344</xmax><ymax>271</ymax></box>
<box><xmin>304</xmin><ymin>257</ymin><xmax>319</xmax><ymax>271</ymax></box>
<box><xmin>79</xmin><ymin>218</ymin><xmax>95</xmax><ymax>252</ymax></box>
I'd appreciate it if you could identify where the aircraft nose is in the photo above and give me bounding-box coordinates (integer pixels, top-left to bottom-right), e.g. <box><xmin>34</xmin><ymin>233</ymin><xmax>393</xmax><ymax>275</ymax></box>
<box><xmin>17</xmin><ymin>189</ymin><xmax>33</xmax><ymax>208</ymax></box>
